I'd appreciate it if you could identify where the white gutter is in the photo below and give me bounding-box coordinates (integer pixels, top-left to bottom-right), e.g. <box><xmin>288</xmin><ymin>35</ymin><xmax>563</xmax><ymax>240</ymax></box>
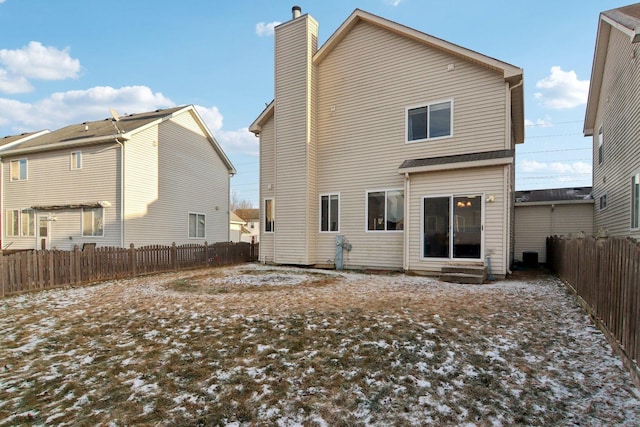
<box><xmin>0</xmin><ymin>134</ymin><xmax>130</xmax><ymax>157</ymax></box>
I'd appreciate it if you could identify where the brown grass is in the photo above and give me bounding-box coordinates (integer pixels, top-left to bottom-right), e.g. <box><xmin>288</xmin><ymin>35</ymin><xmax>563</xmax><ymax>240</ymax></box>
<box><xmin>0</xmin><ymin>265</ymin><xmax>638</xmax><ymax>426</ymax></box>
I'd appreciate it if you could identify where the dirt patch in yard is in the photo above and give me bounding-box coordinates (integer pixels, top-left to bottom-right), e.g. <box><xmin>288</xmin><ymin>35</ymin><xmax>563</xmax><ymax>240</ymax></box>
<box><xmin>1</xmin><ymin>264</ymin><xmax>639</xmax><ymax>426</ymax></box>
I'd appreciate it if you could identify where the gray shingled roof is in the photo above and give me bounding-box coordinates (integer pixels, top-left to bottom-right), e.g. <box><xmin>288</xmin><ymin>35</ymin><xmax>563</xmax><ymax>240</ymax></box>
<box><xmin>515</xmin><ymin>187</ymin><xmax>593</xmax><ymax>204</ymax></box>
<box><xmin>0</xmin><ymin>131</ymin><xmax>47</xmax><ymax>147</ymax></box>
<box><xmin>4</xmin><ymin>106</ymin><xmax>187</xmax><ymax>152</ymax></box>
<box><xmin>399</xmin><ymin>149</ymin><xmax>514</xmax><ymax>170</ymax></box>
<box><xmin>603</xmin><ymin>3</ymin><xmax>640</xmax><ymax>29</ymax></box>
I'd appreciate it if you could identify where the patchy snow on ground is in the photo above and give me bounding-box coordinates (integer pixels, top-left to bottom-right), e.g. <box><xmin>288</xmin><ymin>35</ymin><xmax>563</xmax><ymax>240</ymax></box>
<box><xmin>1</xmin><ymin>264</ymin><xmax>639</xmax><ymax>426</ymax></box>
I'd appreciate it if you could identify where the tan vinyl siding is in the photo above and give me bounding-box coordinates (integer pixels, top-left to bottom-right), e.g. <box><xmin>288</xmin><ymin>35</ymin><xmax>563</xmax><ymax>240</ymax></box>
<box><xmin>273</xmin><ymin>16</ymin><xmax>318</xmax><ymax>264</ymax></box>
<box><xmin>124</xmin><ymin>111</ymin><xmax>230</xmax><ymax>246</ymax></box>
<box><xmin>514</xmin><ymin>203</ymin><xmax>594</xmax><ymax>263</ymax></box>
<box><xmin>259</xmin><ymin>118</ymin><xmax>275</xmax><ymax>263</ymax></box>
<box><xmin>592</xmin><ymin>28</ymin><xmax>640</xmax><ymax>239</ymax></box>
<box><xmin>313</xmin><ymin>21</ymin><xmax>509</xmax><ymax>270</ymax></box>
<box><xmin>407</xmin><ymin>166</ymin><xmax>508</xmax><ymax>276</ymax></box>
<box><xmin>2</xmin><ymin>143</ymin><xmax>121</xmax><ymax>250</ymax></box>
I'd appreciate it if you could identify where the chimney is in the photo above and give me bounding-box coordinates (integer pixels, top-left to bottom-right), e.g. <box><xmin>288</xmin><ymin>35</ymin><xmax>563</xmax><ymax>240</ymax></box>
<box><xmin>292</xmin><ymin>5</ymin><xmax>301</xmax><ymax>19</ymax></box>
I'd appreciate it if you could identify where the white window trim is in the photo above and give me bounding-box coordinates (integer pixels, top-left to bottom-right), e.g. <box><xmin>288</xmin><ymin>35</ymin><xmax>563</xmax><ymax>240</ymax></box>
<box><xmin>10</xmin><ymin>158</ymin><xmax>27</xmax><ymax>181</ymax></box>
<box><xmin>188</xmin><ymin>212</ymin><xmax>206</xmax><ymax>239</ymax></box>
<box><xmin>420</xmin><ymin>193</ymin><xmax>485</xmax><ymax>261</ymax></box>
<box><xmin>632</xmin><ymin>172</ymin><xmax>640</xmax><ymax>230</ymax></box>
<box><xmin>405</xmin><ymin>98</ymin><xmax>454</xmax><ymax>144</ymax></box>
<box><xmin>598</xmin><ymin>125</ymin><xmax>604</xmax><ymax>165</ymax></box>
<box><xmin>264</xmin><ymin>198</ymin><xmax>275</xmax><ymax>233</ymax></box>
<box><xmin>82</xmin><ymin>207</ymin><xmax>105</xmax><ymax>237</ymax></box>
<box><xmin>319</xmin><ymin>193</ymin><xmax>340</xmax><ymax>233</ymax></box>
<box><xmin>71</xmin><ymin>151</ymin><xmax>82</xmax><ymax>170</ymax></box>
<box><xmin>599</xmin><ymin>193</ymin><xmax>608</xmax><ymax>211</ymax></box>
<box><xmin>365</xmin><ymin>188</ymin><xmax>404</xmax><ymax>233</ymax></box>
<box><xmin>6</xmin><ymin>209</ymin><xmax>19</xmax><ymax>237</ymax></box>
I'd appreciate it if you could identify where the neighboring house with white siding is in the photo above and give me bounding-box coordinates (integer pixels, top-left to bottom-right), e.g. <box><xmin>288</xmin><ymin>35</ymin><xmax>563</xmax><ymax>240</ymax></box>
<box><xmin>234</xmin><ymin>208</ymin><xmax>260</xmax><ymax>243</ymax></box>
<box><xmin>584</xmin><ymin>3</ymin><xmax>640</xmax><ymax>239</ymax></box>
<box><xmin>1</xmin><ymin>105</ymin><xmax>235</xmax><ymax>251</ymax></box>
<box><xmin>249</xmin><ymin>8</ymin><xmax>524</xmax><ymax>278</ymax></box>
<box><xmin>514</xmin><ymin>187</ymin><xmax>594</xmax><ymax>264</ymax></box>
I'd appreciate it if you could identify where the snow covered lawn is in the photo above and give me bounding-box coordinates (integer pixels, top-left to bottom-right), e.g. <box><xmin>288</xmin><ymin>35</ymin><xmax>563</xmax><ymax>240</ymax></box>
<box><xmin>1</xmin><ymin>264</ymin><xmax>639</xmax><ymax>426</ymax></box>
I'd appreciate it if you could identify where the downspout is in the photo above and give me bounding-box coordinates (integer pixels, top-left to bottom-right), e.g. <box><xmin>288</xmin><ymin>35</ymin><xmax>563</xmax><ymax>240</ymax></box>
<box><xmin>403</xmin><ymin>172</ymin><xmax>410</xmax><ymax>272</ymax></box>
<box><xmin>116</xmin><ymin>139</ymin><xmax>125</xmax><ymax>247</ymax></box>
<box><xmin>0</xmin><ymin>159</ymin><xmax>3</xmax><ymax>249</ymax></box>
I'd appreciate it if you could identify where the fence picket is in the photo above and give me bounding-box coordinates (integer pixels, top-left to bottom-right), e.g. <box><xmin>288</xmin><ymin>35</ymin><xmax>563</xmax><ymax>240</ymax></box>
<box><xmin>1</xmin><ymin>242</ymin><xmax>258</xmax><ymax>297</ymax></box>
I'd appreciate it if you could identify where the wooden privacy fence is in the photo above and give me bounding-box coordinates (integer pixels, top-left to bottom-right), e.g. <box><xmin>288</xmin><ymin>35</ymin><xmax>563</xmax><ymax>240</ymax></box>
<box><xmin>1</xmin><ymin>241</ymin><xmax>259</xmax><ymax>298</ymax></box>
<box><xmin>547</xmin><ymin>235</ymin><xmax>640</xmax><ymax>385</ymax></box>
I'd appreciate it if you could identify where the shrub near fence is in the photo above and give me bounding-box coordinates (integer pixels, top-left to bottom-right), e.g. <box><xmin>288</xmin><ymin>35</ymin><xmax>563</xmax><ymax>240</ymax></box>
<box><xmin>547</xmin><ymin>235</ymin><xmax>640</xmax><ymax>386</ymax></box>
<box><xmin>0</xmin><ymin>241</ymin><xmax>259</xmax><ymax>298</ymax></box>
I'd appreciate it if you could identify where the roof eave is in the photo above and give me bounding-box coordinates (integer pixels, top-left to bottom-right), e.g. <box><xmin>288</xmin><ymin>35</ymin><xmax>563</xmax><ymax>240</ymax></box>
<box><xmin>0</xmin><ymin>134</ymin><xmax>130</xmax><ymax>157</ymax></box>
<box><xmin>250</xmin><ymin>101</ymin><xmax>274</xmax><ymax>135</ymax></box>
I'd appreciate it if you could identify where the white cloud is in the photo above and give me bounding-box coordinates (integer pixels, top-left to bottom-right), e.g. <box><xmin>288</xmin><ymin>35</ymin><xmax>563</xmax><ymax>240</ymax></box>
<box><xmin>386</xmin><ymin>0</ymin><xmax>403</xmax><ymax>6</ymax></box>
<box><xmin>520</xmin><ymin>160</ymin><xmax>591</xmax><ymax>175</ymax></box>
<box><xmin>534</xmin><ymin>66</ymin><xmax>589</xmax><ymax>109</ymax></box>
<box><xmin>525</xmin><ymin>117</ymin><xmax>553</xmax><ymax>128</ymax></box>
<box><xmin>256</xmin><ymin>21</ymin><xmax>281</xmax><ymax>37</ymax></box>
<box><xmin>0</xmin><ymin>85</ymin><xmax>173</xmax><ymax>133</ymax></box>
<box><xmin>0</xmin><ymin>69</ymin><xmax>32</xmax><ymax>93</ymax></box>
<box><xmin>0</xmin><ymin>41</ymin><xmax>80</xmax><ymax>81</ymax></box>
<box><xmin>195</xmin><ymin>105</ymin><xmax>258</xmax><ymax>157</ymax></box>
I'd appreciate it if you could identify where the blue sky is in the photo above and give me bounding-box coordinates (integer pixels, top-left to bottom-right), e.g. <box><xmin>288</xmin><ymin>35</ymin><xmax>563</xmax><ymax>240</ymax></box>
<box><xmin>0</xmin><ymin>0</ymin><xmax>631</xmax><ymax>206</ymax></box>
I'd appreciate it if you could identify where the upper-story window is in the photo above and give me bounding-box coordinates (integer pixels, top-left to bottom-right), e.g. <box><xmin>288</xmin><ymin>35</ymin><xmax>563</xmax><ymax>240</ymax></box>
<box><xmin>598</xmin><ymin>125</ymin><xmax>604</xmax><ymax>165</ymax></box>
<box><xmin>407</xmin><ymin>100</ymin><xmax>452</xmax><ymax>142</ymax></box>
<box><xmin>367</xmin><ymin>189</ymin><xmax>404</xmax><ymax>231</ymax></box>
<box><xmin>10</xmin><ymin>159</ymin><xmax>27</xmax><ymax>181</ymax></box>
<box><xmin>71</xmin><ymin>151</ymin><xmax>82</xmax><ymax>170</ymax></box>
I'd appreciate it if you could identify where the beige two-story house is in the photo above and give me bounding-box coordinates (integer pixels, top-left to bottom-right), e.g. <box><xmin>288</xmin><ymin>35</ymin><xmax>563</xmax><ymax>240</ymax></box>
<box><xmin>250</xmin><ymin>8</ymin><xmax>524</xmax><ymax>278</ymax></box>
<box><xmin>2</xmin><ymin>105</ymin><xmax>236</xmax><ymax>251</ymax></box>
<box><xmin>584</xmin><ymin>2</ymin><xmax>640</xmax><ymax>239</ymax></box>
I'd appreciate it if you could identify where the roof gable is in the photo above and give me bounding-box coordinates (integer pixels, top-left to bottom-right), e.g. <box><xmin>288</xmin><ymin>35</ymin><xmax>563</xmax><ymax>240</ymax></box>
<box><xmin>584</xmin><ymin>3</ymin><xmax>640</xmax><ymax>135</ymax></box>
<box><xmin>251</xmin><ymin>9</ymin><xmax>524</xmax><ymax>143</ymax></box>
<box><xmin>0</xmin><ymin>106</ymin><xmax>236</xmax><ymax>174</ymax></box>
<box><xmin>314</xmin><ymin>9</ymin><xmax>523</xmax><ymax>82</ymax></box>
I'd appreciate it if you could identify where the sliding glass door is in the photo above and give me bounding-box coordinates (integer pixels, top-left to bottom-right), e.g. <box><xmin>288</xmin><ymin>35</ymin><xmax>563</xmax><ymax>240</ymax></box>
<box><xmin>423</xmin><ymin>195</ymin><xmax>482</xmax><ymax>260</ymax></box>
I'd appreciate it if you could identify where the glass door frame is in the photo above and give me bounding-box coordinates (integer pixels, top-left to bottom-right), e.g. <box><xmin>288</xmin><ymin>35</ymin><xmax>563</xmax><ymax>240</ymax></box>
<box><xmin>421</xmin><ymin>193</ymin><xmax>484</xmax><ymax>261</ymax></box>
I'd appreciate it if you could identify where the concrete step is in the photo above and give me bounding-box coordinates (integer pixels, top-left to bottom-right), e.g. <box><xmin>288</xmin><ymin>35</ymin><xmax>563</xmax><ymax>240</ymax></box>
<box><xmin>441</xmin><ymin>265</ymin><xmax>486</xmax><ymax>276</ymax></box>
<box><xmin>439</xmin><ymin>272</ymin><xmax>485</xmax><ymax>285</ymax></box>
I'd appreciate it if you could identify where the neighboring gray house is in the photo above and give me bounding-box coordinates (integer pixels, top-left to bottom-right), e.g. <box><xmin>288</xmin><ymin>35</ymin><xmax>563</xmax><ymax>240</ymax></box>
<box><xmin>250</xmin><ymin>8</ymin><xmax>524</xmax><ymax>278</ymax></box>
<box><xmin>1</xmin><ymin>105</ymin><xmax>236</xmax><ymax>251</ymax></box>
<box><xmin>514</xmin><ymin>187</ymin><xmax>594</xmax><ymax>264</ymax></box>
<box><xmin>584</xmin><ymin>2</ymin><xmax>640</xmax><ymax>239</ymax></box>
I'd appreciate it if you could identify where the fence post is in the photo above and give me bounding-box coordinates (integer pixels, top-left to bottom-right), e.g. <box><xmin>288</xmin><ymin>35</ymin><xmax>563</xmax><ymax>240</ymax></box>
<box><xmin>73</xmin><ymin>245</ymin><xmax>81</xmax><ymax>285</ymax></box>
<box><xmin>204</xmin><ymin>241</ymin><xmax>209</xmax><ymax>266</ymax></box>
<box><xmin>129</xmin><ymin>243</ymin><xmax>137</xmax><ymax>277</ymax></box>
<box><xmin>171</xmin><ymin>242</ymin><xmax>178</xmax><ymax>271</ymax></box>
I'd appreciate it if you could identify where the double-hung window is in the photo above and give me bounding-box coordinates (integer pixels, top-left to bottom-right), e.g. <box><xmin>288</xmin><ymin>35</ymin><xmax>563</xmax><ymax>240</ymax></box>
<box><xmin>6</xmin><ymin>209</ymin><xmax>19</xmax><ymax>236</ymax></box>
<box><xmin>264</xmin><ymin>199</ymin><xmax>274</xmax><ymax>233</ymax></box>
<box><xmin>320</xmin><ymin>194</ymin><xmax>339</xmax><ymax>232</ymax></box>
<box><xmin>83</xmin><ymin>207</ymin><xmax>104</xmax><ymax>237</ymax></box>
<box><xmin>71</xmin><ymin>151</ymin><xmax>82</xmax><ymax>170</ymax></box>
<box><xmin>632</xmin><ymin>173</ymin><xmax>640</xmax><ymax>229</ymax></box>
<box><xmin>10</xmin><ymin>159</ymin><xmax>27</xmax><ymax>181</ymax></box>
<box><xmin>188</xmin><ymin>212</ymin><xmax>205</xmax><ymax>238</ymax></box>
<box><xmin>598</xmin><ymin>125</ymin><xmax>604</xmax><ymax>165</ymax></box>
<box><xmin>21</xmin><ymin>209</ymin><xmax>35</xmax><ymax>236</ymax></box>
<box><xmin>407</xmin><ymin>100</ymin><xmax>452</xmax><ymax>142</ymax></box>
<box><xmin>367</xmin><ymin>190</ymin><xmax>404</xmax><ymax>231</ymax></box>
